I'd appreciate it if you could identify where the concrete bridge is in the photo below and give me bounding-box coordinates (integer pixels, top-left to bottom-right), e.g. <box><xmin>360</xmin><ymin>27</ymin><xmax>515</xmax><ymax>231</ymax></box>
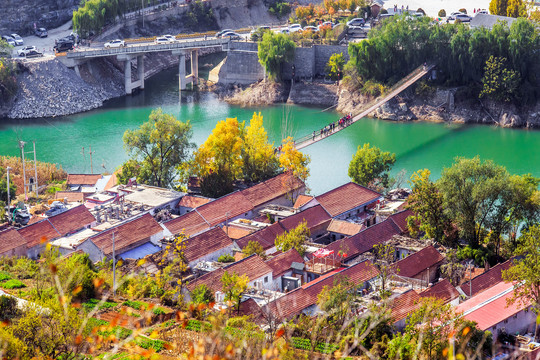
<box><xmin>59</xmin><ymin>37</ymin><xmax>232</xmax><ymax>94</ymax></box>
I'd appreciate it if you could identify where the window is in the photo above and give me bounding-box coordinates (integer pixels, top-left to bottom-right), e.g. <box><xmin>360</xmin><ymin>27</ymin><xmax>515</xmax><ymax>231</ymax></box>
<box><xmin>504</xmin><ymin>319</ymin><xmax>508</xmax><ymax>324</ymax></box>
<box><xmin>264</xmin><ymin>276</ymin><xmax>268</xmax><ymax>283</ymax></box>
<box><xmin>513</xmin><ymin>315</ymin><xmax>517</xmax><ymax>319</ymax></box>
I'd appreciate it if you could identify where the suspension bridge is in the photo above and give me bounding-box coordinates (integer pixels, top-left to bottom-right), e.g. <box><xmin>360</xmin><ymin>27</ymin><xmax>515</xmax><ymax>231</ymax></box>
<box><xmin>293</xmin><ymin>64</ymin><xmax>435</xmax><ymax>150</ymax></box>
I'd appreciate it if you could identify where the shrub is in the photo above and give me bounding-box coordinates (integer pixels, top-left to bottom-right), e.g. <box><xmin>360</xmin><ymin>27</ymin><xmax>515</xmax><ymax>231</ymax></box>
<box><xmin>2</xmin><ymin>279</ymin><xmax>25</xmax><ymax>289</ymax></box>
<box><xmin>183</xmin><ymin>319</ymin><xmax>212</xmax><ymax>333</ymax></box>
<box><xmin>438</xmin><ymin>9</ymin><xmax>446</xmax><ymax>17</ymax></box>
<box><xmin>123</xmin><ymin>300</ymin><xmax>145</xmax><ymax>310</ymax></box>
<box><xmin>0</xmin><ymin>271</ymin><xmax>12</xmax><ymax>282</ymax></box>
<box><xmin>416</xmin><ymin>8</ymin><xmax>426</xmax><ymax>15</ymax></box>
<box><xmin>0</xmin><ymin>295</ymin><xmax>19</xmax><ymax>319</ymax></box>
<box><xmin>152</xmin><ymin>307</ymin><xmax>166</xmax><ymax>316</ymax></box>
<box><xmin>217</xmin><ymin>254</ymin><xmax>235</xmax><ymax>263</ymax></box>
<box><xmin>361</xmin><ymin>80</ymin><xmax>387</xmax><ymax>97</ymax></box>
<box><xmin>268</xmin><ymin>2</ymin><xmax>291</xmax><ymax>19</ymax></box>
<box><xmin>415</xmin><ymin>80</ymin><xmax>435</xmax><ymax>97</ymax></box>
<box><xmin>134</xmin><ymin>337</ymin><xmax>166</xmax><ymax>352</ymax></box>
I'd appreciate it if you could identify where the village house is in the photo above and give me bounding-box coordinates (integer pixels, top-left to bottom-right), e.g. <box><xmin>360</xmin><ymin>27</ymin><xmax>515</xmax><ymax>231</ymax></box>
<box><xmin>76</xmin><ymin>213</ymin><xmax>164</xmax><ymax>262</ymax></box>
<box><xmin>264</xmin><ymin>249</ymin><xmax>305</xmax><ymax>291</ymax></box>
<box><xmin>419</xmin><ymin>279</ymin><xmax>460</xmax><ymax>306</ymax></box>
<box><xmin>390</xmin><ymin>289</ymin><xmax>422</xmax><ymax>330</ymax></box>
<box><xmin>391</xmin><ymin>245</ymin><xmax>445</xmax><ymax>286</ymax></box>
<box><xmin>177</xmin><ymin>195</ymin><xmax>212</xmax><ymax>215</ymax></box>
<box><xmin>182</xmin><ymin>227</ymin><xmax>235</xmax><ymax>269</ymax></box>
<box><xmin>0</xmin><ymin>228</ymin><xmax>27</xmax><ymax>258</ymax></box>
<box><xmin>458</xmin><ymin>258</ymin><xmax>515</xmax><ymax>298</ymax></box>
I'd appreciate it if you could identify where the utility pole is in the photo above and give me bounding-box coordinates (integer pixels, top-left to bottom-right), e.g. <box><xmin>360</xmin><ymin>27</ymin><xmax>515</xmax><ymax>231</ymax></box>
<box><xmin>6</xmin><ymin>167</ymin><xmax>11</xmax><ymax>223</ymax></box>
<box><xmin>19</xmin><ymin>141</ymin><xmax>27</xmax><ymax>200</ymax></box>
<box><xmin>112</xmin><ymin>232</ymin><xmax>116</xmax><ymax>298</ymax></box>
<box><xmin>32</xmin><ymin>141</ymin><xmax>38</xmax><ymax>196</ymax></box>
<box><xmin>89</xmin><ymin>146</ymin><xmax>95</xmax><ymax>174</ymax></box>
<box><xmin>141</xmin><ymin>0</ymin><xmax>145</xmax><ymax>28</ymax></box>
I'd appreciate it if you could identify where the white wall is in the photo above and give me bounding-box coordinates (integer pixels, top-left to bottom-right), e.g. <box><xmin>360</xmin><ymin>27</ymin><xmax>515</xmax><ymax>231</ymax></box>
<box><xmin>488</xmin><ymin>306</ymin><xmax>537</xmax><ymax>335</ymax></box>
<box><xmin>77</xmin><ymin>239</ymin><xmax>104</xmax><ymax>263</ymax></box>
<box><xmin>188</xmin><ymin>245</ymin><xmax>235</xmax><ymax>269</ymax></box>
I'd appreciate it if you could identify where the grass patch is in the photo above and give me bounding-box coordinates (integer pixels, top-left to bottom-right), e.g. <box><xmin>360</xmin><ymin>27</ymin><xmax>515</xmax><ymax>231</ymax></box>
<box><xmin>86</xmin><ymin>318</ymin><xmax>133</xmax><ymax>340</ymax></box>
<box><xmin>182</xmin><ymin>319</ymin><xmax>212</xmax><ymax>333</ymax></box>
<box><xmin>0</xmin><ymin>271</ymin><xmax>12</xmax><ymax>282</ymax></box>
<box><xmin>161</xmin><ymin>319</ymin><xmax>176</xmax><ymax>328</ymax></box>
<box><xmin>2</xmin><ymin>279</ymin><xmax>25</xmax><ymax>289</ymax></box>
<box><xmin>152</xmin><ymin>307</ymin><xmax>166</xmax><ymax>316</ymax></box>
<box><xmin>291</xmin><ymin>337</ymin><xmax>340</xmax><ymax>354</ymax></box>
<box><xmin>123</xmin><ymin>300</ymin><xmax>145</xmax><ymax>310</ymax></box>
<box><xmin>133</xmin><ymin>337</ymin><xmax>166</xmax><ymax>352</ymax></box>
<box><xmin>82</xmin><ymin>298</ymin><xmax>117</xmax><ymax>312</ymax></box>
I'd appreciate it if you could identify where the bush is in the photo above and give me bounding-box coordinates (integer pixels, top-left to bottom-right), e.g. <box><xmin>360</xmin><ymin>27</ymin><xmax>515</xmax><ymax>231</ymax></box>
<box><xmin>268</xmin><ymin>2</ymin><xmax>291</xmax><ymax>19</ymax></box>
<box><xmin>415</xmin><ymin>80</ymin><xmax>435</xmax><ymax>97</ymax></box>
<box><xmin>2</xmin><ymin>279</ymin><xmax>25</xmax><ymax>289</ymax></box>
<box><xmin>0</xmin><ymin>59</ymin><xmax>18</xmax><ymax>102</ymax></box>
<box><xmin>183</xmin><ymin>319</ymin><xmax>212</xmax><ymax>333</ymax></box>
<box><xmin>361</xmin><ymin>80</ymin><xmax>387</xmax><ymax>97</ymax></box>
<box><xmin>217</xmin><ymin>254</ymin><xmax>235</xmax><ymax>263</ymax></box>
<box><xmin>134</xmin><ymin>337</ymin><xmax>166</xmax><ymax>352</ymax></box>
<box><xmin>0</xmin><ymin>295</ymin><xmax>19</xmax><ymax>319</ymax></box>
<box><xmin>416</xmin><ymin>8</ymin><xmax>426</xmax><ymax>15</ymax></box>
<box><xmin>123</xmin><ymin>300</ymin><xmax>145</xmax><ymax>310</ymax></box>
<box><xmin>152</xmin><ymin>307</ymin><xmax>166</xmax><ymax>316</ymax></box>
<box><xmin>438</xmin><ymin>9</ymin><xmax>446</xmax><ymax>17</ymax></box>
<box><xmin>183</xmin><ymin>1</ymin><xmax>218</xmax><ymax>31</ymax></box>
<box><xmin>0</xmin><ymin>271</ymin><xmax>12</xmax><ymax>282</ymax></box>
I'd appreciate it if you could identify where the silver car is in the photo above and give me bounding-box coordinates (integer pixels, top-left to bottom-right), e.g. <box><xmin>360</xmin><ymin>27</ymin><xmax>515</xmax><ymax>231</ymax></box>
<box><xmin>10</xmin><ymin>34</ymin><xmax>23</xmax><ymax>46</ymax></box>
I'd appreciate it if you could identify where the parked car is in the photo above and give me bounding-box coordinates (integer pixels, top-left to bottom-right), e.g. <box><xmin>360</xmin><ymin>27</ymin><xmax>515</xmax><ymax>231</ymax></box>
<box><xmin>17</xmin><ymin>45</ymin><xmax>37</xmax><ymax>56</ymax></box>
<box><xmin>35</xmin><ymin>27</ymin><xmax>48</xmax><ymax>38</ymax></box>
<box><xmin>10</xmin><ymin>33</ymin><xmax>23</xmax><ymax>46</ymax></box>
<box><xmin>54</xmin><ymin>40</ymin><xmax>74</xmax><ymax>52</ymax></box>
<box><xmin>455</xmin><ymin>13</ymin><xmax>472</xmax><ymax>22</ymax></box>
<box><xmin>447</xmin><ymin>11</ymin><xmax>464</xmax><ymax>20</ymax></box>
<box><xmin>476</xmin><ymin>9</ymin><xmax>488</xmax><ymax>15</ymax></box>
<box><xmin>289</xmin><ymin>24</ymin><xmax>303</xmax><ymax>33</ymax></box>
<box><xmin>1</xmin><ymin>35</ymin><xmax>15</xmax><ymax>46</ymax></box>
<box><xmin>303</xmin><ymin>26</ymin><xmax>319</xmax><ymax>32</ymax></box>
<box><xmin>155</xmin><ymin>36</ymin><xmax>175</xmax><ymax>44</ymax></box>
<box><xmin>163</xmin><ymin>34</ymin><xmax>176</xmax><ymax>41</ymax></box>
<box><xmin>318</xmin><ymin>21</ymin><xmax>334</xmax><ymax>30</ymax></box>
<box><xmin>280</xmin><ymin>27</ymin><xmax>290</xmax><ymax>34</ymax></box>
<box><xmin>104</xmin><ymin>39</ymin><xmax>125</xmax><ymax>48</ymax></box>
<box><xmin>221</xmin><ymin>31</ymin><xmax>241</xmax><ymax>40</ymax></box>
<box><xmin>215</xmin><ymin>29</ymin><xmax>233</xmax><ymax>38</ymax></box>
<box><xmin>347</xmin><ymin>18</ymin><xmax>365</xmax><ymax>28</ymax></box>
<box><xmin>25</xmin><ymin>50</ymin><xmax>44</xmax><ymax>58</ymax></box>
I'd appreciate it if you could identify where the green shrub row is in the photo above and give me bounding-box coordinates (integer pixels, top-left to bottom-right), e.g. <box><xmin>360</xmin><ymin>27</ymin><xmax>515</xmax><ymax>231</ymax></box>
<box><xmin>291</xmin><ymin>337</ymin><xmax>339</xmax><ymax>354</ymax></box>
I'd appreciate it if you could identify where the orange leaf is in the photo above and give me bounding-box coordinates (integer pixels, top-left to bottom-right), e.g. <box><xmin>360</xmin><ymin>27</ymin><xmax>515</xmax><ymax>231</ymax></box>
<box><xmin>72</xmin><ymin>285</ymin><xmax>82</xmax><ymax>295</ymax></box>
<box><xmin>275</xmin><ymin>328</ymin><xmax>285</xmax><ymax>339</ymax></box>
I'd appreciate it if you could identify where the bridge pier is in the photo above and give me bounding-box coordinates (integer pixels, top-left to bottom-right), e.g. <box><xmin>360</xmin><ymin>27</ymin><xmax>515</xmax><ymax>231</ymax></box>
<box><xmin>117</xmin><ymin>54</ymin><xmax>145</xmax><ymax>95</ymax></box>
<box><xmin>173</xmin><ymin>49</ymin><xmax>198</xmax><ymax>91</ymax></box>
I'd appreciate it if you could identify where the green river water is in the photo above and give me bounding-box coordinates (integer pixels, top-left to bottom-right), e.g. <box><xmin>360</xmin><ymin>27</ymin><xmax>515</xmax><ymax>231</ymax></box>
<box><xmin>0</xmin><ymin>67</ymin><xmax>539</xmax><ymax>195</ymax></box>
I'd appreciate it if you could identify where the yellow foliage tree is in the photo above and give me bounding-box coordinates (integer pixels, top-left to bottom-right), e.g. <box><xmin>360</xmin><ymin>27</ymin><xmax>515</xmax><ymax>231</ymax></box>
<box><xmin>243</xmin><ymin>112</ymin><xmax>280</xmax><ymax>183</ymax></box>
<box><xmin>278</xmin><ymin>137</ymin><xmax>310</xmax><ymax>202</ymax></box>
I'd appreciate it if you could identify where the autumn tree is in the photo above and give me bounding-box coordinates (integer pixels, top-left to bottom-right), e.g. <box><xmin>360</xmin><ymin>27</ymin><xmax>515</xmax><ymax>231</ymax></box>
<box><xmin>326</xmin><ymin>53</ymin><xmax>345</xmax><ymax>80</ymax></box>
<box><xmin>373</xmin><ymin>243</ymin><xmax>395</xmax><ymax>299</ymax></box>
<box><xmin>317</xmin><ymin>275</ymin><xmax>358</xmax><ymax>326</ymax></box>
<box><xmin>480</xmin><ymin>56</ymin><xmax>521</xmax><ymax>102</ymax></box>
<box><xmin>278</xmin><ymin>137</ymin><xmax>311</xmax><ymax>202</ymax></box>
<box><xmin>489</xmin><ymin>0</ymin><xmax>508</xmax><ymax>15</ymax></box>
<box><xmin>274</xmin><ymin>220</ymin><xmax>310</xmax><ymax>256</ymax></box>
<box><xmin>406</xmin><ymin>169</ymin><xmax>452</xmax><ymax>245</ymax></box>
<box><xmin>506</xmin><ymin>0</ymin><xmax>526</xmax><ymax>17</ymax></box>
<box><xmin>348</xmin><ymin>143</ymin><xmax>396</xmax><ymax>191</ymax></box>
<box><xmin>221</xmin><ymin>271</ymin><xmax>249</xmax><ymax>314</ymax></box>
<box><xmin>242</xmin><ymin>240</ymin><xmax>267</xmax><ymax>259</ymax></box>
<box><xmin>122</xmin><ymin>108</ymin><xmax>194</xmax><ymax>188</ymax></box>
<box><xmin>503</xmin><ymin>225</ymin><xmax>540</xmax><ymax>338</ymax></box>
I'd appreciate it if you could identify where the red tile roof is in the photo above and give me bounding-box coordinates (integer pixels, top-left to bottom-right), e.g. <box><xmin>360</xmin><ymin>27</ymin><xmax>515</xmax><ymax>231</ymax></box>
<box><xmin>187</xmin><ymin>255</ymin><xmax>272</xmax><ymax>293</ymax></box>
<box><xmin>55</xmin><ymin>191</ymin><xmax>85</xmax><ymax>202</ymax></box>
<box><xmin>238</xmin><ymin>297</ymin><xmax>264</xmax><ymax>321</ymax></box>
<box><xmin>388</xmin><ymin>209</ymin><xmax>413</xmax><ymax>234</ymax></box>
<box><xmin>0</xmin><ymin>228</ymin><xmax>27</xmax><ymax>255</ymax></box>
<box><xmin>196</xmin><ymin>191</ymin><xmax>254</xmax><ymax>227</ymax></box>
<box><xmin>393</xmin><ymin>246</ymin><xmax>444</xmax><ymax>278</ymax></box>
<box><xmin>241</xmin><ymin>173</ymin><xmax>305</xmax><ymax>208</ymax></box>
<box><xmin>236</xmin><ymin>222</ymin><xmax>286</xmax><ymax>251</ymax></box>
<box><xmin>265</xmin><ymin>249</ymin><xmax>304</xmax><ymax>278</ymax></box>
<box><xmin>183</xmin><ymin>227</ymin><xmax>233</xmax><ymax>263</ymax></box>
<box><xmin>293</xmin><ymin>194</ymin><xmax>314</xmax><ymax>209</ymax></box>
<box><xmin>86</xmin><ymin>213</ymin><xmax>163</xmax><ymax>256</ymax></box>
<box><xmin>419</xmin><ymin>279</ymin><xmax>459</xmax><ymax>303</ymax></box>
<box><xmin>327</xmin><ymin>219</ymin><xmax>363</xmax><ymax>236</ymax></box>
<box><xmin>222</xmin><ymin>226</ymin><xmax>255</xmax><ymax>240</ymax></box>
<box><xmin>390</xmin><ymin>290</ymin><xmax>422</xmax><ymax>323</ymax></box>
<box><xmin>177</xmin><ymin>195</ymin><xmax>212</xmax><ymax>209</ymax></box>
<box><xmin>48</xmin><ymin>205</ymin><xmax>95</xmax><ymax>236</ymax></box>
<box><xmin>18</xmin><ymin>219</ymin><xmax>61</xmax><ymax>248</ymax></box>
<box><xmin>324</xmin><ymin>218</ymin><xmax>401</xmax><ymax>261</ymax></box>
<box><xmin>315</xmin><ymin>182</ymin><xmax>382</xmax><ymax>217</ymax></box>
<box><xmin>460</xmin><ymin>259</ymin><xmax>514</xmax><ymax>297</ymax></box>
<box><xmin>66</xmin><ymin>174</ymin><xmax>102</xmax><ymax>186</ymax></box>
<box><xmin>163</xmin><ymin>211</ymin><xmax>210</xmax><ymax>237</ymax></box>
<box><xmin>279</xmin><ymin>205</ymin><xmax>331</xmax><ymax>232</ymax></box>
<box><xmin>456</xmin><ymin>282</ymin><xmax>528</xmax><ymax>331</ymax></box>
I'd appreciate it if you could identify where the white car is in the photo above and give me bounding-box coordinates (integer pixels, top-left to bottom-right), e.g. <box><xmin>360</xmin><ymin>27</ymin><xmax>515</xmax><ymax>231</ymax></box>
<box><xmin>18</xmin><ymin>45</ymin><xmax>37</xmax><ymax>56</ymax></box>
<box><xmin>155</xmin><ymin>36</ymin><xmax>175</xmax><ymax>44</ymax></box>
<box><xmin>303</xmin><ymin>26</ymin><xmax>319</xmax><ymax>32</ymax></box>
<box><xmin>1</xmin><ymin>35</ymin><xmax>15</xmax><ymax>46</ymax></box>
<box><xmin>10</xmin><ymin>34</ymin><xmax>23</xmax><ymax>46</ymax></box>
<box><xmin>104</xmin><ymin>39</ymin><xmax>125</xmax><ymax>48</ymax></box>
<box><xmin>163</xmin><ymin>34</ymin><xmax>176</xmax><ymax>41</ymax></box>
<box><xmin>448</xmin><ymin>11</ymin><xmax>464</xmax><ymax>20</ymax></box>
<box><xmin>289</xmin><ymin>24</ymin><xmax>303</xmax><ymax>33</ymax></box>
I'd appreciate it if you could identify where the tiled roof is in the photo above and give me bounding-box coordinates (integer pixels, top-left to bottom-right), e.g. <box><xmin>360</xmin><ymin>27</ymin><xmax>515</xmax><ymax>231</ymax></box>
<box><xmin>459</xmin><ymin>259</ymin><xmax>514</xmax><ymax>297</ymax></box>
<box><xmin>66</xmin><ymin>174</ymin><xmax>102</xmax><ymax>186</ymax></box>
<box><xmin>420</xmin><ymin>279</ymin><xmax>459</xmax><ymax>303</ymax></box>
<box><xmin>48</xmin><ymin>205</ymin><xmax>95</xmax><ymax>236</ymax></box>
<box><xmin>177</xmin><ymin>195</ymin><xmax>212</xmax><ymax>209</ymax></box>
<box><xmin>390</xmin><ymin>290</ymin><xmax>422</xmax><ymax>323</ymax></box>
<box><xmin>86</xmin><ymin>213</ymin><xmax>163</xmax><ymax>256</ymax></box>
<box><xmin>55</xmin><ymin>191</ymin><xmax>85</xmax><ymax>202</ymax></box>
<box><xmin>18</xmin><ymin>219</ymin><xmax>61</xmax><ymax>248</ymax></box>
<box><xmin>393</xmin><ymin>246</ymin><xmax>444</xmax><ymax>278</ymax></box>
<box><xmin>187</xmin><ymin>254</ymin><xmax>272</xmax><ymax>293</ymax></box>
<box><xmin>324</xmin><ymin>218</ymin><xmax>401</xmax><ymax>261</ymax></box>
<box><xmin>183</xmin><ymin>227</ymin><xmax>233</xmax><ymax>263</ymax></box>
<box><xmin>315</xmin><ymin>182</ymin><xmax>382</xmax><ymax>217</ymax></box>
<box><xmin>456</xmin><ymin>282</ymin><xmax>527</xmax><ymax>331</ymax></box>
<box><xmin>388</xmin><ymin>209</ymin><xmax>413</xmax><ymax>234</ymax></box>
<box><xmin>293</xmin><ymin>194</ymin><xmax>314</xmax><ymax>209</ymax></box>
<box><xmin>241</xmin><ymin>172</ymin><xmax>305</xmax><ymax>208</ymax></box>
<box><xmin>163</xmin><ymin>211</ymin><xmax>210</xmax><ymax>237</ymax></box>
<box><xmin>279</xmin><ymin>205</ymin><xmax>331</xmax><ymax>231</ymax></box>
<box><xmin>267</xmin><ymin>260</ymin><xmax>379</xmax><ymax>321</ymax></box>
<box><xmin>196</xmin><ymin>191</ymin><xmax>254</xmax><ymax>227</ymax></box>
<box><xmin>236</xmin><ymin>222</ymin><xmax>287</xmax><ymax>251</ymax></box>
<box><xmin>327</xmin><ymin>219</ymin><xmax>363</xmax><ymax>236</ymax></box>
<box><xmin>0</xmin><ymin>228</ymin><xmax>27</xmax><ymax>255</ymax></box>
<box><xmin>265</xmin><ymin>249</ymin><xmax>304</xmax><ymax>278</ymax></box>
<box><xmin>104</xmin><ymin>171</ymin><xmax>119</xmax><ymax>191</ymax></box>
<box><xmin>222</xmin><ymin>226</ymin><xmax>255</xmax><ymax>240</ymax></box>
<box><xmin>238</xmin><ymin>298</ymin><xmax>264</xmax><ymax>321</ymax></box>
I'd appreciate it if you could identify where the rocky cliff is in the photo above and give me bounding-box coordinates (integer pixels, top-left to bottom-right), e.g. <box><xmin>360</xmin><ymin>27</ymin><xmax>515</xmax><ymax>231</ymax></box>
<box><xmin>0</xmin><ymin>0</ymin><xmax>78</xmax><ymax>36</ymax></box>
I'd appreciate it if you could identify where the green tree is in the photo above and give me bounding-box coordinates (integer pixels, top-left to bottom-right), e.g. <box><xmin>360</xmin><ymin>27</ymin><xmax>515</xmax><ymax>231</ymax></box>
<box><xmin>258</xmin><ymin>32</ymin><xmax>296</xmax><ymax>81</ymax></box>
<box><xmin>191</xmin><ymin>283</ymin><xmax>215</xmax><ymax>305</ymax></box>
<box><xmin>373</xmin><ymin>243</ymin><xmax>395</xmax><ymax>299</ymax></box>
<box><xmin>480</xmin><ymin>56</ymin><xmax>521</xmax><ymax>102</ymax></box>
<box><xmin>117</xmin><ymin>159</ymin><xmax>141</xmax><ymax>185</ymax></box>
<box><xmin>502</xmin><ymin>225</ymin><xmax>540</xmax><ymax>338</ymax></box>
<box><xmin>0</xmin><ymin>166</ymin><xmax>17</xmax><ymax>205</ymax></box>
<box><xmin>406</xmin><ymin>169</ymin><xmax>452</xmax><ymax>245</ymax></box>
<box><xmin>317</xmin><ymin>275</ymin><xmax>358</xmax><ymax>326</ymax></box>
<box><xmin>242</xmin><ymin>240</ymin><xmax>267</xmax><ymax>259</ymax></box>
<box><xmin>326</xmin><ymin>53</ymin><xmax>345</xmax><ymax>80</ymax></box>
<box><xmin>438</xmin><ymin>156</ymin><xmax>508</xmax><ymax>248</ymax></box>
<box><xmin>438</xmin><ymin>9</ymin><xmax>446</xmax><ymax>17</ymax></box>
<box><xmin>73</xmin><ymin>0</ymin><xmax>119</xmax><ymax>38</ymax></box>
<box><xmin>123</xmin><ymin>108</ymin><xmax>194</xmax><ymax>188</ymax></box>
<box><xmin>440</xmin><ymin>249</ymin><xmax>466</xmax><ymax>286</ymax></box>
<box><xmin>274</xmin><ymin>220</ymin><xmax>310</xmax><ymax>256</ymax></box>
<box><xmin>348</xmin><ymin>143</ymin><xmax>396</xmax><ymax>191</ymax></box>
<box><xmin>221</xmin><ymin>271</ymin><xmax>249</xmax><ymax>314</ymax></box>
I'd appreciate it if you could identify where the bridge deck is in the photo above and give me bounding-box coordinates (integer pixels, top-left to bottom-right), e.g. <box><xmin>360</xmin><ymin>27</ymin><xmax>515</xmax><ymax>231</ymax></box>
<box><xmin>294</xmin><ymin>64</ymin><xmax>435</xmax><ymax>150</ymax></box>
